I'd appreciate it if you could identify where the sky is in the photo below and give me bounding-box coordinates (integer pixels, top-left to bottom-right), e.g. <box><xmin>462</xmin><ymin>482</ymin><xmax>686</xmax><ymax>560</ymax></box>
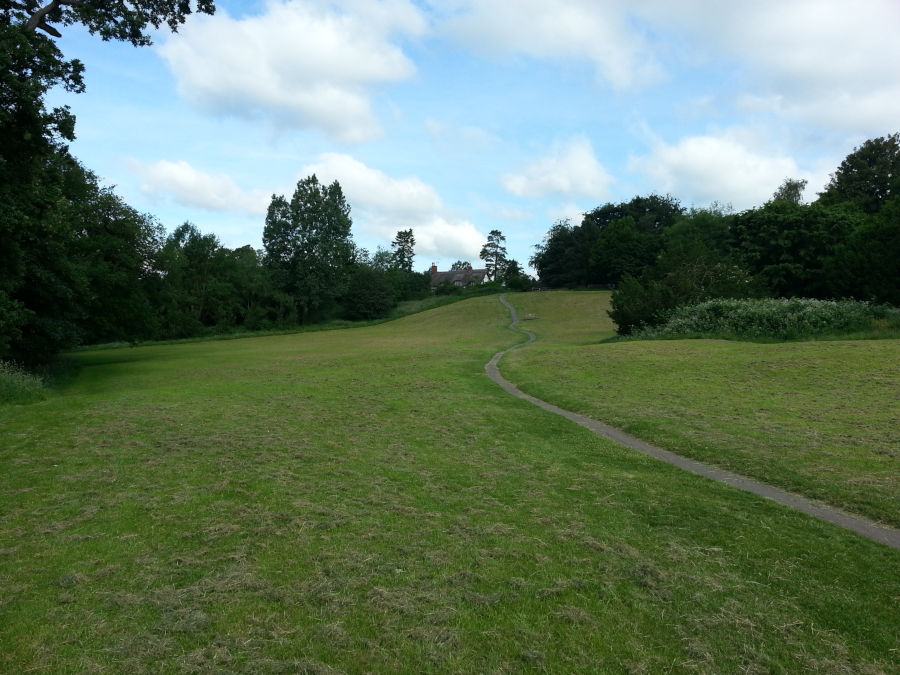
<box><xmin>46</xmin><ymin>0</ymin><xmax>900</xmax><ymax>274</ymax></box>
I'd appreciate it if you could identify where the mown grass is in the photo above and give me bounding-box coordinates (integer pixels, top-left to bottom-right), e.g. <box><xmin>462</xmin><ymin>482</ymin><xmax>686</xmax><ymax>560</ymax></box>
<box><xmin>2</xmin><ymin>294</ymin><xmax>898</xmax><ymax>672</ymax></box>
<box><xmin>503</xmin><ymin>291</ymin><xmax>900</xmax><ymax>527</ymax></box>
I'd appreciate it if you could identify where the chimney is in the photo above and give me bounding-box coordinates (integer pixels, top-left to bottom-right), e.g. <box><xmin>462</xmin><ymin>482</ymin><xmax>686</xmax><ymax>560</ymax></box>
<box><xmin>430</xmin><ymin>263</ymin><xmax>438</xmax><ymax>275</ymax></box>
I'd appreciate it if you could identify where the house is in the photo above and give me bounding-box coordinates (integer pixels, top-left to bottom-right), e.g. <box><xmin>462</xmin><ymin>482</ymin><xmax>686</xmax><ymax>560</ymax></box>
<box><xmin>429</xmin><ymin>263</ymin><xmax>488</xmax><ymax>289</ymax></box>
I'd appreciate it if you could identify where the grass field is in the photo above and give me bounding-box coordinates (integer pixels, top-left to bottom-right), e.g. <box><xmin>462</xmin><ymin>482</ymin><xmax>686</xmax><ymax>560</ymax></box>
<box><xmin>2</xmin><ymin>294</ymin><xmax>898</xmax><ymax>672</ymax></box>
<box><xmin>502</xmin><ymin>291</ymin><xmax>900</xmax><ymax>527</ymax></box>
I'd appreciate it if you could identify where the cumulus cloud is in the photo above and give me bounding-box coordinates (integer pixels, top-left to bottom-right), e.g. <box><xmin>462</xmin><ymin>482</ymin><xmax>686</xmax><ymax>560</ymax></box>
<box><xmin>627</xmin><ymin>131</ymin><xmax>809</xmax><ymax>210</ymax></box>
<box><xmin>130</xmin><ymin>159</ymin><xmax>271</xmax><ymax>215</ymax></box>
<box><xmin>639</xmin><ymin>0</ymin><xmax>900</xmax><ymax>134</ymax></box>
<box><xmin>502</xmin><ymin>137</ymin><xmax>613</xmax><ymax>200</ymax></box>
<box><xmin>158</xmin><ymin>0</ymin><xmax>427</xmax><ymax>143</ymax></box>
<box><xmin>297</xmin><ymin>153</ymin><xmax>482</xmax><ymax>260</ymax></box>
<box><xmin>436</xmin><ymin>0</ymin><xmax>660</xmax><ymax>89</ymax></box>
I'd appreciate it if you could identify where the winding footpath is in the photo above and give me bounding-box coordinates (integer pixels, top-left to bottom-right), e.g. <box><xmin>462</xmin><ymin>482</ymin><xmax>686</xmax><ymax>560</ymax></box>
<box><xmin>486</xmin><ymin>295</ymin><xmax>900</xmax><ymax>550</ymax></box>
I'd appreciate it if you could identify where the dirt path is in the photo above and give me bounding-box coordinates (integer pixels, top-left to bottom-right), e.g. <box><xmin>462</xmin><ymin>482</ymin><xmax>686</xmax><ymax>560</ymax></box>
<box><xmin>486</xmin><ymin>295</ymin><xmax>900</xmax><ymax>550</ymax></box>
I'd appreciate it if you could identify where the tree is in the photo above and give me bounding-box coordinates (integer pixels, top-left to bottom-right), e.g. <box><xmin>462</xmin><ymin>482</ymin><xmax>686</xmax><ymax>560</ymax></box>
<box><xmin>263</xmin><ymin>175</ymin><xmax>355</xmax><ymax>322</ymax></box>
<box><xmin>390</xmin><ymin>229</ymin><xmax>415</xmax><ymax>272</ymax></box>
<box><xmin>530</xmin><ymin>219</ymin><xmax>577</xmax><ymax>287</ymax></box>
<box><xmin>14</xmin><ymin>0</ymin><xmax>215</xmax><ymax>44</ymax></box>
<box><xmin>772</xmin><ymin>178</ymin><xmax>807</xmax><ymax>204</ymax></box>
<box><xmin>479</xmin><ymin>229</ymin><xmax>507</xmax><ymax>281</ymax></box>
<box><xmin>1</xmin><ymin>0</ymin><xmax>216</xmax><ymax>362</ymax></box>
<box><xmin>532</xmin><ymin>196</ymin><xmax>683</xmax><ymax>288</ymax></box>
<box><xmin>502</xmin><ymin>259</ymin><xmax>531</xmax><ymax>291</ymax></box>
<box><xmin>588</xmin><ymin>216</ymin><xmax>656</xmax><ymax>285</ymax></box>
<box><xmin>450</xmin><ymin>260</ymin><xmax>472</xmax><ymax>270</ymax></box>
<box><xmin>342</xmin><ymin>266</ymin><xmax>396</xmax><ymax>320</ymax></box>
<box><xmin>730</xmin><ymin>201</ymin><xmax>863</xmax><ymax>298</ymax></box>
<box><xmin>827</xmin><ymin>196</ymin><xmax>900</xmax><ymax>305</ymax></box>
<box><xmin>819</xmin><ymin>133</ymin><xmax>900</xmax><ymax>214</ymax></box>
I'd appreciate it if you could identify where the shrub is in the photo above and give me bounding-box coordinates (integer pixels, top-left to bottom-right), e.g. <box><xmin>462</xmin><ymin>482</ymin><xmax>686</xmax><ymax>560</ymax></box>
<box><xmin>633</xmin><ymin>298</ymin><xmax>899</xmax><ymax>341</ymax></box>
<box><xmin>0</xmin><ymin>361</ymin><xmax>45</xmax><ymax>404</ymax></box>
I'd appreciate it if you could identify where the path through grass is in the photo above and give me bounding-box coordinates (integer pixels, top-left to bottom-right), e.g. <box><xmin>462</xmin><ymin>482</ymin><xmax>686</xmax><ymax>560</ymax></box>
<box><xmin>503</xmin><ymin>291</ymin><xmax>900</xmax><ymax>527</ymax></box>
<box><xmin>2</xmin><ymin>295</ymin><xmax>898</xmax><ymax>672</ymax></box>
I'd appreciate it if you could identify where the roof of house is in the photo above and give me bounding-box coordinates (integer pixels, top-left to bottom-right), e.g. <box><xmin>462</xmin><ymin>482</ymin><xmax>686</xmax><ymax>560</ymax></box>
<box><xmin>430</xmin><ymin>268</ymin><xmax>488</xmax><ymax>286</ymax></box>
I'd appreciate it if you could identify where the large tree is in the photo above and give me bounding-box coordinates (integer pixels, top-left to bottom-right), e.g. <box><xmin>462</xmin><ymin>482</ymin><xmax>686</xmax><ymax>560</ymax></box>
<box><xmin>479</xmin><ymin>229</ymin><xmax>507</xmax><ymax>281</ymax></box>
<box><xmin>818</xmin><ymin>133</ymin><xmax>900</xmax><ymax>214</ymax></box>
<box><xmin>390</xmin><ymin>229</ymin><xmax>415</xmax><ymax>272</ymax></box>
<box><xmin>1</xmin><ymin>0</ymin><xmax>216</xmax><ymax>363</ymax></box>
<box><xmin>263</xmin><ymin>175</ymin><xmax>355</xmax><ymax>322</ymax></box>
<box><xmin>13</xmin><ymin>0</ymin><xmax>214</xmax><ymax>44</ymax></box>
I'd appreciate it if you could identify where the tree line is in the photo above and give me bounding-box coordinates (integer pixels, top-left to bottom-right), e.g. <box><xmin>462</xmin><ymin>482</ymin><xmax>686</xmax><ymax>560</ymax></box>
<box><xmin>0</xmin><ymin>156</ymin><xmax>444</xmax><ymax>365</ymax></box>
<box><xmin>1</xmin><ymin>1</ymin><xmax>445</xmax><ymax>366</ymax></box>
<box><xmin>530</xmin><ymin>134</ymin><xmax>900</xmax><ymax>334</ymax></box>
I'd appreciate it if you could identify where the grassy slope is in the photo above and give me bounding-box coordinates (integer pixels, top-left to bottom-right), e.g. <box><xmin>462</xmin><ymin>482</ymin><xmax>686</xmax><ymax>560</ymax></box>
<box><xmin>1</xmin><ymin>295</ymin><xmax>898</xmax><ymax>672</ymax></box>
<box><xmin>502</xmin><ymin>291</ymin><xmax>900</xmax><ymax>527</ymax></box>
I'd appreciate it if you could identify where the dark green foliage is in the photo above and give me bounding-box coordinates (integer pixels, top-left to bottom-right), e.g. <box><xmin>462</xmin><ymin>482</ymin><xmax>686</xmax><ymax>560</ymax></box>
<box><xmin>818</xmin><ymin>133</ymin><xmax>900</xmax><ymax>214</ymax></box>
<box><xmin>342</xmin><ymin>266</ymin><xmax>396</xmax><ymax>320</ymax></box>
<box><xmin>0</xmin><ymin>151</ymin><xmax>163</xmax><ymax>363</ymax></box>
<box><xmin>608</xmin><ymin>275</ymin><xmax>674</xmax><ymax>335</ymax></box>
<box><xmin>771</xmin><ymin>178</ymin><xmax>807</xmax><ymax>204</ymax></box>
<box><xmin>11</xmin><ymin>0</ymin><xmax>215</xmax><ymax>46</ymax></box>
<box><xmin>390</xmin><ymin>229</ymin><xmax>415</xmax><ymax>272</ymax></box>
<box><xmin>530</xmin><ymin>218</ymin><xmax>578</xmax><ymax>287</ymax></box>
<box><xmin>608</xmin><ymin>207</ymin><xmax>760</xmax><ymax>335</ymax></box>
<box><xmin>480</xmin><ymin>229</ymin><xmax>507</xmax><ymax>281</ymax></box>
<box><xmin>631</xmin><ymin>298</ymin><xmax>899</xmax><ymax>341</ymax></box>
<box><xmin>826</xmin><ymin>197</ymin><xmax>900</xmax><ymax>305</ymax></box>
<box><xmin>588</xmin><ymin>216</ymin><xmax>656</xmax><ymax>284</ymax></box>
<box><xmin>531</xmin><ymin>195</ymin><xmax>683</xmax><ymax>287</ymax></box>
<box><xmin>263</xmin><ymin>175</ymin><xmax>355</xmax><ymax>323</ymax></box>
<box><xmin>502</xmin><ymin>259</ymin><xmax>532</xmax><ymax>291</ymax></box>
<box><xmin>730</xmin><ymin>201</ymin><xmax>864</xmax><ymax>298</ymax></box>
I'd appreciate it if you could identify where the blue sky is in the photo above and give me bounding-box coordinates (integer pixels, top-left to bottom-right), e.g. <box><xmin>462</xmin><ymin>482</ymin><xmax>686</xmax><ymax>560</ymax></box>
<box><xmin>47</xmin><ymin>0</ymin><xmax>900</xmax><ymax>273</ymax></box>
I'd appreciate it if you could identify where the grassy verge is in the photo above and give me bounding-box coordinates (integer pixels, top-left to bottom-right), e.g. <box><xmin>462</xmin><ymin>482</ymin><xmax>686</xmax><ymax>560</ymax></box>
<box><xmin>503</xmin><ymin>291</ymin><xmax>900</xmax><ymax>526</ymax></box>
<box><xmin>2</xmin><ymin>295</ymin><xmax>898</xmax><ymax>672</ymax></box>
<box><xmin>0</xmin><ymin>361</ymin><xmax>46</xmax><ymax>404</ymax></box>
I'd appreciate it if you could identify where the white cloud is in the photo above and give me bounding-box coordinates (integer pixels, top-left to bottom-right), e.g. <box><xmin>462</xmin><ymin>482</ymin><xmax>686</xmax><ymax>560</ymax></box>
<box><xmin>301</xmin><ymin>152</ymin><xmax>443</xmax><ymax>220</ymax></box>
<box><xmin>502</xmin><ymin>137</ymin><xmax>613</xmax><ymax>200</ymax></box>
<box><xmin>130</xmin><ymin>159</ymin><xmax>271</xmax><ymax>215</ymax></box>
<box><xmin>297</xmin><ymin>152</ymin><xmax>482</xmax><ymax>260</ymax></box>
<box><xmin>437</xmin><ymin>0</ymin><xmax>661</xmax><ymax>89</ymax></box>
<box><xmin>627</xmin><ymin>131</ymin><xmax>808</xmax><ymax>210</ymax></box>
<box><xmin>408</xmin><ymin>216</ymin><xmax>485</xmax><ymax>261</ymax></box>
<box><xmin>639</xmin><ymin>0</ymin><xmax>900</xmax><ymax>134</ymax></box>
<box><xmin>158</xmin><ymin>0</ymin><xmax>427</xmax><ymax>143</ymax></box>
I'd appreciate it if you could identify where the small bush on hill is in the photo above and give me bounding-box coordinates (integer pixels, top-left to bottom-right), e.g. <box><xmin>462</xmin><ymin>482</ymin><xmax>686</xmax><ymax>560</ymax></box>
<box><xmin>632</xmin><ymin>298</ymin><xmax>900</xmax><ymax>341</ymax></box>
<box><xmin>0</xmin><ymin>361</ymin><xmax>45</xmax><ymax>404</ymax></box>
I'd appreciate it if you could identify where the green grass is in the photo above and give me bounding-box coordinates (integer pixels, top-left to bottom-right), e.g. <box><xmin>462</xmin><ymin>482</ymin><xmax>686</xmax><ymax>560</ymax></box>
<box><xmin>503</xmin><ymin>291</ymin><xmax>900</xmax><ymax>527</ymax></box>
<box><xmin>2</xmin><ymin>294</ymin><xmax>899</xmax><ymax>672</ymax></box>
<box><xmin>0</xmin><ymin>361</ymin><xmax>46</xmax><ymax>404</ymax></box>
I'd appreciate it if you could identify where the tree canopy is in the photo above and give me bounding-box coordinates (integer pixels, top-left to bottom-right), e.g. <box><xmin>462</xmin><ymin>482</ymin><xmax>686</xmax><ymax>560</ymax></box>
<box><xmin>479</xmin><ymin>229</ymin><xmax>507</xmax><ymax>281</ymax></box>
<box><xmin>11</xmin><ymin>0</ymin><xmax>215</xmax><ymax>44</ymax></box>
<box><xmin>263</xmin><ymin>175</ymin><xmax>355</xmax><ymax>323</ymax></box>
